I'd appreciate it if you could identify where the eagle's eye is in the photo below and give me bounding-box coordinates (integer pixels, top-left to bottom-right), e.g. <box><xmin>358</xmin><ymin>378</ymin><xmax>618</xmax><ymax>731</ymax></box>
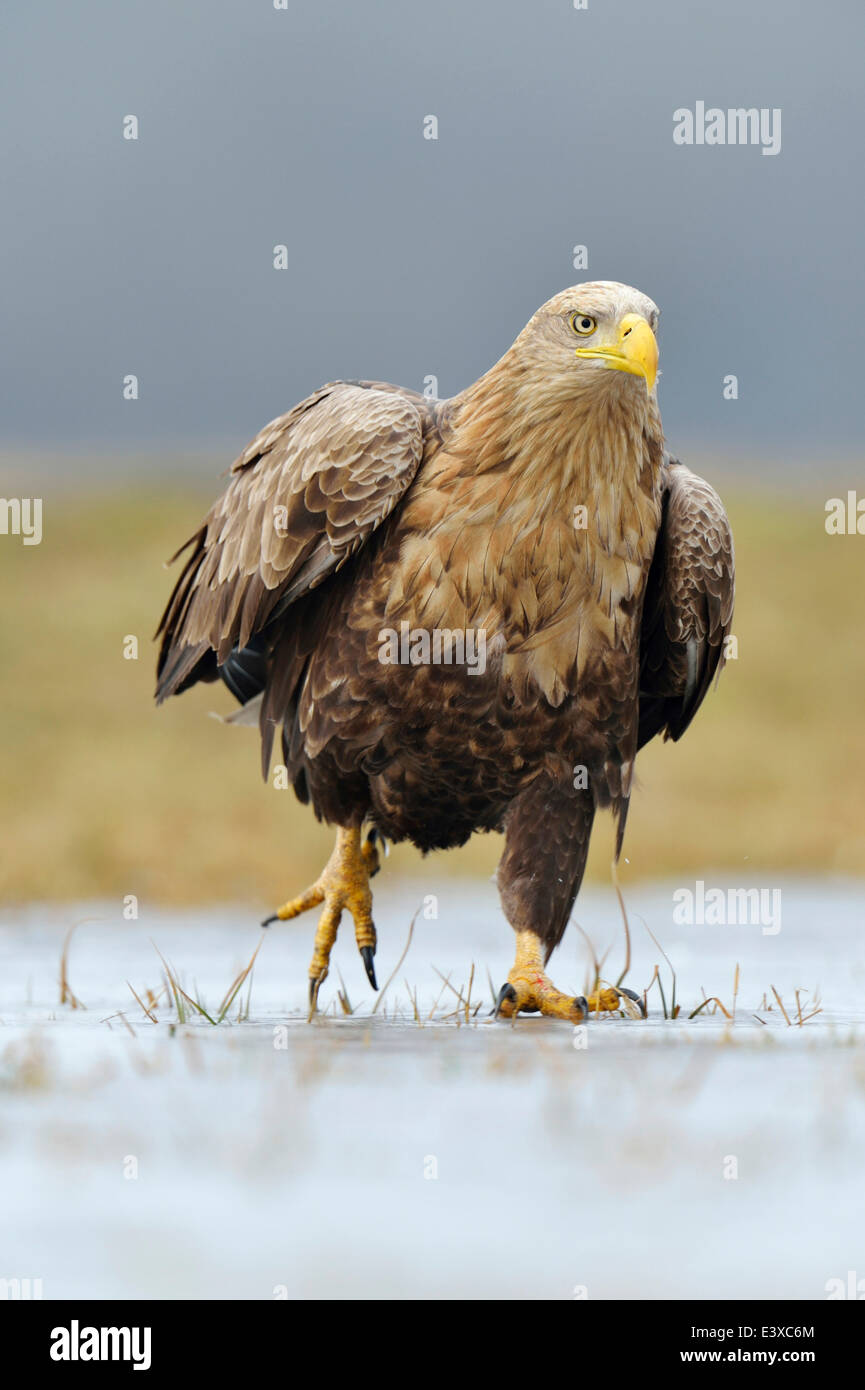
<box><xmin>571</xmin><ymin>313</ymin><xmax>596</xmax><ymax>336</ymax></box>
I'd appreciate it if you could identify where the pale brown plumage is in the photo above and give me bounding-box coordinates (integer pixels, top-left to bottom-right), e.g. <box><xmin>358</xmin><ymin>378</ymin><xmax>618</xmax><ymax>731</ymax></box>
<box><xmin>156</xmin><ymin>281</ymin><xmax>734</xmax><ymax>1009</ymax></box>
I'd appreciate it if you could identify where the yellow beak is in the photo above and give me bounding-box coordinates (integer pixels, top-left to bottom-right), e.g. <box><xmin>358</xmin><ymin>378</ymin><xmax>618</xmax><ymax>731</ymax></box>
<box><xmin>575</xmin><ymin>313</ymin><xmax>658</xmax><ymax>392</ymax></box>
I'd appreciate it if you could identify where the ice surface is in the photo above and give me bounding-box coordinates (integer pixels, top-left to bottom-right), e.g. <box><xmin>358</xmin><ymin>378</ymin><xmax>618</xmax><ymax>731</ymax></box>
<box><xmin>0</xmin><ymin>876</ymin><xmax>863</xmax><ymax>1300</ymax></box>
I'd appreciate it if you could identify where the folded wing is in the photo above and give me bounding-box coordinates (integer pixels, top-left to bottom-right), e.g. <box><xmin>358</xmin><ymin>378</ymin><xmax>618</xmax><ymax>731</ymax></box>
<box><xmin>155</xmin><ymin>381</ymin><xmax>427</xmax><ymax>703</ymax></box>
<box><xmin>638</xmin><ymin>458</ymin><xmax>735</xmax><ymax>747</ymax></box>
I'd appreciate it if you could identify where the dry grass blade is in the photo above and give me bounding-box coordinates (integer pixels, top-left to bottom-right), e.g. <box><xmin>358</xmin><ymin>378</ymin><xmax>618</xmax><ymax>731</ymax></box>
<box><xmin>151</xmin><ymin>946</ymin><xmax>187</xmax><ymax>1023</ymax></box>
<box><xmin>575</xmin><ymin>923</ymin><xmax>602</xmax><ymax>997</ymax></box>
<box><xmin>644</xmin><ymin>963</ymin><xmax>665</xmax><ymax>1017</ymax></box>
<box><xmin>688</xmin><ymin>996</ymin><xmax>732</xmax><ymax>1021</ymax></box>
<box><xmin>152</xmin><ymin>943</ymin><xmax>216</xmax><ymax>1025</ymax></box>
<box><xmin>178</xmin><ymin>985</ymin><xmax>216</xmax><ymax>1025</ymax></box>
<box><xmin>404</xmin><ymin>979</ymin><xmax>421</xmax><ymax>1024</ymax></box>
<box><xmin>771</xmin><ymin>985</ymin><xmax>792</xmax><ymax>1026</ymax></box>
<box><xmin>464</xmin><ymin>963</ymin><xmax>475</xmax><ymax>1023</ymax></box>
<box><xmin>426</xmin><ymin>976</ymin><xmax>451</xmax><ymax>1022</ymax></box>
<box><xmin>638</xmin><ymin>914</ymin><xmax>678</xmax><ymax>1018</ymax></box>
<box><xmin>127</xmin><ymin>980</ymin><xmax>157</xmax><ymax>1023</ymax></box>
<box><xmin>486</xmin><ymin>967</ymin><xmax>498</xmax><ymax>1009</ymax></box>
<box><xmin>798</xmin><ymin>1006</ymin><xmax>823</xmax><ymax>1025</ymax></box>
<box><xmin>371</xmin><ymin>907</ymin><xmax>418</xmax><ymax>1016</ymax></box>
<box><xmin>99</xmin><ymin>1009</ymin><xmax>136</xmax><ymax>1035</ymax></box>
<box><xmin>216</xmin><ymin>938</ymin><xmax>263</xmax><ymax>1022</ymax></box>
<box><xmin>145</xmin><ymin>985</ymin><xmax>165</xmax><ymax>1012</ymax></box>
<box><xmin>794</xmin><ymin>986</ymin><xmax>823</xmax><ymax>1026</ymax></box>
<box><xmin>336</xmin><ymin>968</ymin><xmax>353</xmax><ymax>1016</ymax></box>
<box><xmin>431</xmin><ymin>966</ymin><xmax>467</xmax><ymax>1009</ymax></box>
<box><xmin>610</xmin><ymin>858</ymin><xmax>633</xmax><ymax>989</ymax></box>
<box><xmin>793</xmin><ymin>988</ymin><xmax>823</xmax><ymax>1027</ymax></box>
<box><xmin>59</xmin><ymin>918</ymin><xmax>101</xmax><ymax>1010</ymax></box>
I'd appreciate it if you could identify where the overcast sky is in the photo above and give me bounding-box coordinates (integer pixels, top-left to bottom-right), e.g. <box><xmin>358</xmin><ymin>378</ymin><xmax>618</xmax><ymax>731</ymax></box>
<box><xmin>2</xmin><ymin>0</ymin><xmax>863</xmax><ymax>478</ymax></box>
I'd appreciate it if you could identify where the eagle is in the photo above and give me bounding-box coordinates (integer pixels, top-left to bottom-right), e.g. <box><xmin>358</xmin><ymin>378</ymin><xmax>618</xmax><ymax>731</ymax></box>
<box><xmin>156</xmin><ymin>281</ymin><xmax>734</xmax><ymax>1020</ymax></box>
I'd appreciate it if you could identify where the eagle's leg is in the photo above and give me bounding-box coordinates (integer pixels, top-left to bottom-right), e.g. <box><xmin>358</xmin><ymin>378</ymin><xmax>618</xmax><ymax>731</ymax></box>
<box><xmin>494</xmin><ymin>776</ymin><xmax>626</xmax><ymax>1022</ymax></box>
<box><xmin>262</xmin><ymin>825</ymin><xmax>381</xmax><ymax>1009</ymax></box>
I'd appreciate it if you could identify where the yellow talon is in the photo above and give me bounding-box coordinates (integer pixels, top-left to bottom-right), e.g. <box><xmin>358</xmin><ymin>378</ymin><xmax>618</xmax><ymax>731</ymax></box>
<box><xmin>495</xmin><ymin>931</ymin><xmax>644</xmax><ymax>1021</ymax></box>
<box><xmin>263</xmin><ymin>825</ymin><xmax>381</xmax><ymax>1010</ymax></box>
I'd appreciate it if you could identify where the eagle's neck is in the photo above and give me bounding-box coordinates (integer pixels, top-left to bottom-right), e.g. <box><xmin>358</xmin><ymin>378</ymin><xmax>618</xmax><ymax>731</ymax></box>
<box><xmin>447</xmin><ymin>351</ymin><xmax>665</xmax><ymax>547</ymax></box>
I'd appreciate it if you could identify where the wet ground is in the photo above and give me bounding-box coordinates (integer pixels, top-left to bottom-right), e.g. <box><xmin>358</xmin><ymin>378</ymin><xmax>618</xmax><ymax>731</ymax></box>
<box><xmin>1</xmin><ymin>876</ymin><xmax>863</xmax><ymax>1299</ymax></box>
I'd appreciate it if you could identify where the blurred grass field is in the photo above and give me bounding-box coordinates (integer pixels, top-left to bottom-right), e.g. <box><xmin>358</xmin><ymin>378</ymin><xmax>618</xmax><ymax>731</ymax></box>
<box><xmin>1</xmin><ymin>475</ymin><xmax>863</xmax><ymax>905</ymax></box>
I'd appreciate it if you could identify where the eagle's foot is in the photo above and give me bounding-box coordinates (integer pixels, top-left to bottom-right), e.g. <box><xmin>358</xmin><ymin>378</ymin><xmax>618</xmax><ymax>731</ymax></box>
<box><xmin>494</xmin><ymin>930</ymin><xmax>644</xmax><ymax>1022</ymax></box>
<box><xmin>261</xmin><ymin>825</ymin><xmax>380</xmax><ymax>1011</ymax></box>
<box><xmin>494</xmin><ymin>975</ymin><xmax>588</xmax><ymax>1022</ymax></box>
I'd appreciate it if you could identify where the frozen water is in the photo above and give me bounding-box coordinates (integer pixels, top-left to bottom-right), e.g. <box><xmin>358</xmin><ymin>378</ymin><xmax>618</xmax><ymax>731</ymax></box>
<box><xmin>0</xmin><ymin>876</ymin><xmax>863</xmax><ymax>1299</ymax></box>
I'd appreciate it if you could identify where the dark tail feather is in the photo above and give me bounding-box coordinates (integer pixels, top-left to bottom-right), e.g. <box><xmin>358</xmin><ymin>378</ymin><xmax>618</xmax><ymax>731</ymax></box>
<box><xmin>155</xmin><ymin>641</ymin><xmax>214</xmax><ymax>703</ymax></box>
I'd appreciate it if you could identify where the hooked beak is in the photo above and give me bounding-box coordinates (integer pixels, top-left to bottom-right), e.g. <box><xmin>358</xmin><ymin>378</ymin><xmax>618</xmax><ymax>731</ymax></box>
<box><xmin>575</xmin><ymin>313</ymin><xmax>658</xmax><ymax>392</ymax></box>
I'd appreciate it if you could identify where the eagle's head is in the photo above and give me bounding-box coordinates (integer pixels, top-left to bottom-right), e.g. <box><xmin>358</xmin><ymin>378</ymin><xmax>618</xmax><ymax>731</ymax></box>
<box><xmin>513</xmin><ymin>281</ymin><xmax>660</xmax><ymax>404</ymax></box>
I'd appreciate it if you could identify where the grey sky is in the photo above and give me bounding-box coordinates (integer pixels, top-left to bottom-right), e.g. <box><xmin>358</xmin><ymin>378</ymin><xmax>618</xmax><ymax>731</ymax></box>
<box><xmin>2</xmin><ymin>0</ymin><xmax>863</xmax><ymax>476</ymax></box>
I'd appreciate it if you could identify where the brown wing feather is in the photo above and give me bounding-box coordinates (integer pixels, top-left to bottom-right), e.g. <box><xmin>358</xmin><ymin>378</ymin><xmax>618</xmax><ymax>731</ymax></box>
<box><xmin>155</xmin><ymin>381</ymin><xmax>426</xmax><ymax>702</ymax></box>
<box><xmin>638</xmin><ymin>457</ymin><xmax>735</xmax><ymax>746</ymax></box>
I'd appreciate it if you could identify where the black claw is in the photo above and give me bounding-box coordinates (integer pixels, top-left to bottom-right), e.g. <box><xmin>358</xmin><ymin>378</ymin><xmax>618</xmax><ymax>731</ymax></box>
<box><xmin>308</xmin><ymin>976</ymin><xmax>322</xmax><ymax>1010</ymax></box>
<box><xmin>360</xmin><ymin>945</ymin><xmax>378</xmax><ymax>990</ymax></box>
<box><xmin>618</xmin><ymin>985</ymin><xmax>647</xmax><ymax>1018</ymax></box>
<box><xmin>573</xmin><ymin>995</ymin><xmax>589</xmax><ymax>1020</ymax></box>
<box><xmin>492</xmin><ymin>982</ymin><xmax>517</xmax><ymax>1019</ymax></box>
<box><xmin>261</xmin><ymin>913</ymin><xmax>278</xmax><ymax>927</ymax></box>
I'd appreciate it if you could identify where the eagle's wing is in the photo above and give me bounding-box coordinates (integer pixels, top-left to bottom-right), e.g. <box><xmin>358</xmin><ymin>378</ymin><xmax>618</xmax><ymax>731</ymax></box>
<box><xmin>638</xmin><ymin>457</ymin><xmax>735</xmax><ymax>748</ymax></box>
<box><xmin>155</xmin><ymin>381</ymin><xmax>426</xmax><ymax>702</ymax></box>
